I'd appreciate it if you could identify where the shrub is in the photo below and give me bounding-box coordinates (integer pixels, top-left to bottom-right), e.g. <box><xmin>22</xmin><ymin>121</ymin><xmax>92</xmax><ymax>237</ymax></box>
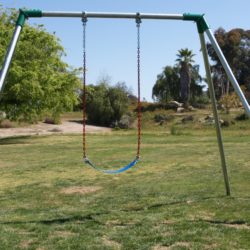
<box><xmin>235</xmin><ymin>113</ymin><xmax>249</xmax><ymax>121</ymax></box>
<box><xmin>86</xmin><ymin>83</ymin><xmax>129</xmax><ymax>127</ymax></box>
<box><xmin>219</xmin><ymin>93</ymin><xmax>241</xmax><ymax>114</ymax></box>
<box><xmin>0</xmin><ymin>119</ymin><xmax>14</xmax><ymax>128</ymax></box>
<box><xmin>44</xmin><ymin>116</ymin><xmax>61</xmax><ymax>125</ymax></box>
<box><xmin>118</xmin><ymin>114</ymin><xmax>132</xmax><ymax>129</ymax></box>
<box><xmin>154</xmin><ymin>114</ymin><xmax>174</xmax><ymax>123</ymax></box>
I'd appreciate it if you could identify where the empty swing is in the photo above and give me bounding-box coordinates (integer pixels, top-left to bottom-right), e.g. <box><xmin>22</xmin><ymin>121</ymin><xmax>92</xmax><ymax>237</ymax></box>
<box><xmin>81</xmin><ymin>15</ymin><xmax>142</xmax><ymax>174</ymax></box>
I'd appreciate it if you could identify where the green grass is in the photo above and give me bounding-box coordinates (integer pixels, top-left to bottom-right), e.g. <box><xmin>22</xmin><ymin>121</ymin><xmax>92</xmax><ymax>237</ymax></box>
<box><xmin>0</xmin><ymin>121</ymin><xmax>250</xmax><ymax>249</ymax></box>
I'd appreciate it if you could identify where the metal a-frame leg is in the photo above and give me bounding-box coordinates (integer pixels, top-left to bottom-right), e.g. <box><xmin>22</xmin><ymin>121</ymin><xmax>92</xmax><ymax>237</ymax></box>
<box><xmin>199</xmin><ymin>32</ymin><xmax>231</xmax><ymax>196</ymax></box>
<box><xmin>0</xmin><ymin>25</ymin><xmax>22</xmax><ymax>94</ymax></box>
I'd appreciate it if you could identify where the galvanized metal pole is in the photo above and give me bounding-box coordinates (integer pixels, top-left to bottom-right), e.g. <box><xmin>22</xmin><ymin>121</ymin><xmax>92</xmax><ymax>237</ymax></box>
<box><xmin>206</xmin><ymin>29</ymin><xmax>250</xmax><ymax>117</ymax></box>
<box><xmin>199</xmin><ymin>32</ymin><xmax>231</xmax><ymax>196</ymax></box>
<box><xmin>0</xmin><ymin>25</ymin><xmax>22</xmax><ymax>93</ymax></box>
<box><xmin>42</xmin><ymin>11</ymin><xmax>184</xmax><ymax>20</ymax></box>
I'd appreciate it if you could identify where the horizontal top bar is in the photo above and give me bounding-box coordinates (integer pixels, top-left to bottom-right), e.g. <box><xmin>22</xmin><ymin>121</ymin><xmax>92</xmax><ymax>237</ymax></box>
<box><xmin>41</xmin><ymin>11</ymin><xmax>184</xmax><ymax>20</ymax></box>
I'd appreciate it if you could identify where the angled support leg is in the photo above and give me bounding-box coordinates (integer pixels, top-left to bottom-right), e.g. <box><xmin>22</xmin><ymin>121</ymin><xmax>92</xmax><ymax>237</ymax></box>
<box><xmin>0</xmin><ymin>25</ymin><xmax>23</xmax><ymax>94</ymax></box>
<box><xmin>199</xmin><ymin>32</ymin><xmax>231</xmax><ymax>196</ymax></box>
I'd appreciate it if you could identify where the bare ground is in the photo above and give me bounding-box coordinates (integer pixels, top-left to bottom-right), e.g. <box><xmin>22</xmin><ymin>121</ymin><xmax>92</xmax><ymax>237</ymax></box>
<box><xmin>0</xmin><ymin>120</ymin><xmax>111</xmax><ymax>138</ymax></box>
<box><xmin>60</xmin><ymin>186</ymin><xmax>102</xmax><ymax>195</ymax></box>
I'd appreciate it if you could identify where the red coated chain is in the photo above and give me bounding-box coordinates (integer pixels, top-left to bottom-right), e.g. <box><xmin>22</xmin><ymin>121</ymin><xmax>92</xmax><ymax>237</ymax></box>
<box><xmin>136</xmin><ymin>13</ymin><xmax>142</xmax><ymax>159</ymax></box>
<box><xmin>82</xmin><ymin>16</ymin><xmax>87</xmax><ymax>159</ymax></box>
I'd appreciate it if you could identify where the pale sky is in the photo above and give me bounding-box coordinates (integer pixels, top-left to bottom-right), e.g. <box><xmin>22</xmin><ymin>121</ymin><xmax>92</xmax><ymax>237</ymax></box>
<box><xmin>1</xmin><ymin>0</ymin><xmax>250</xmax><ymax>101</ymax></box>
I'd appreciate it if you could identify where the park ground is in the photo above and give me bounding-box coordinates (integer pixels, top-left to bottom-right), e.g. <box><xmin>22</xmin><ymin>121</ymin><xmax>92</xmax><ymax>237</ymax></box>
<box><xmin>0</xmin><ymin>108</ymin><xmax>249</xmax><ymax>249</ymax></box>
<box><xmin>0</xmin><ymin>113</ymin><xmax>111</xmax><ymax>138</ymax></box>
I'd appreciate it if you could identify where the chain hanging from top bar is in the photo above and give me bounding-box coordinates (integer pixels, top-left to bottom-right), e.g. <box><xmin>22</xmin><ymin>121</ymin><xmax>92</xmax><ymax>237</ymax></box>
<box><xmin>82</xmin><ymin>14</ymin><xmax>87</xmax><ymax>160</ymax></box>
<box><xmin>136</xmin><ymin>13</ymin><xmax>142</xmax><ymax>159</ymax></box>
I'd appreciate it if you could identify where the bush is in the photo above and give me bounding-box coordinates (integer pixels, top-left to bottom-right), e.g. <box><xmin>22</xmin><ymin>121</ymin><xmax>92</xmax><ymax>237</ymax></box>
<box><xmin>154</xmin><ymin>114</ymin><xmax>174</xmax><ymax>123</ymax></box>
<box><xmin>139</xmin><ymin>102</ymin><xmax>181</xmax><ymax>112</ymax></box>
<box><xmin>44</xmin><ymin>116</ymin><xmax>61</xmax><ymax>125</ymax></box>
<box><xmin>235</xmin><ymin>113</ymin><xmax>249</xmax><ymax>121</ymax></box>
<box><xmin>118</xmin><ymin>114</ymin><xmax>133</xmax><ymax>129</ymax></box>
<box><xmin>0</xmin><ymin>119</ymin><xmax>14</xmax><ymax>128</ymax></box>
<box><xmin>86</xmin><ymin>83</ymin><xmax>129</xmax><ymax>127</ymax></box>
<box><xmin>219</xmin><ymin>93</ymin><xmax>241</xmax><ymax>114</ymax></box>
<box><xmin>181</xmin><ymin>115</ymin><xmax>194</xmax><ymax>123</ymax></box>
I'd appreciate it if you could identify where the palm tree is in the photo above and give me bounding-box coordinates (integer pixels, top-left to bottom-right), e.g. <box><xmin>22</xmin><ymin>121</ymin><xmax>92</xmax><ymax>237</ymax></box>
<box><xmin>176</xmin><ymin>48</ymin><xmax>195</xmax><ymax>108</ymax></box>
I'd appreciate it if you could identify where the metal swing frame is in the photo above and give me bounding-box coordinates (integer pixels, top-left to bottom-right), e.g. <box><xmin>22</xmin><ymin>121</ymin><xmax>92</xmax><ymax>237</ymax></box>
<box><xmin>1</xmin><ymin>9</ymin><xmax>250</xmax><ymax>195</ymax></box>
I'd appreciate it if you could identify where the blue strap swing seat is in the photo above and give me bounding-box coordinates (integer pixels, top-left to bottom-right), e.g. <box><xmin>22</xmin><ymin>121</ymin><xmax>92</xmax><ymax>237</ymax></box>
<box><xmin>81</xmin><ymin>14</ymin><xmax>142</xmax><ymax>174</ymax></box>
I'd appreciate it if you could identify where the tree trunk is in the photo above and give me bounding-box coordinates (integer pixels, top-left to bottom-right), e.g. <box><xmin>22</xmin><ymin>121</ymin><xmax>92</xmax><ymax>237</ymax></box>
<box><xmin>180</xmin><ymin>62</ymin><xmax>190</xmax><ymax>108</ymax></box>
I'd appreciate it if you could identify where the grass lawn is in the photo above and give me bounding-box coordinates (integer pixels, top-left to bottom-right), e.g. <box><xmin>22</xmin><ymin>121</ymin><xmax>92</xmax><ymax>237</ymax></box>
<box><xmin>0</xmin><ymin>120</ymin><xmax>250</xmax><ymax>249</ymax></box>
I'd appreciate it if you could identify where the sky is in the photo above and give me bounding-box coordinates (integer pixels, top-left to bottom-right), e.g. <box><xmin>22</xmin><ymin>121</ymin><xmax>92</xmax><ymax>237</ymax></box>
<box><xmin>1</xmin><ymin>0</ymin><xmax>250</xmax><ymax>101</ymax></box>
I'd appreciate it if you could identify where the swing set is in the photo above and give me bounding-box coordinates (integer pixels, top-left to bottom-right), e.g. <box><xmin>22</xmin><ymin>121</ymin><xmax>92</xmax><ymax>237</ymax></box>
<box><xmin>1</xmin><ymin>9</ymin><xmax>250</xmax><ymax>196</ymax></box>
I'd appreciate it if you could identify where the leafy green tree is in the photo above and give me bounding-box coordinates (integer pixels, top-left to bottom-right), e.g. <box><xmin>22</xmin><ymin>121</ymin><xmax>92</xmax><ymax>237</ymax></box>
<box><xmin>176</xmin><ymin>48</ymin><xmax>195</xmax><ymax>107</ymax></box>
<box><xmin>152</xmin><ymin>64</ymin><xmax>204</xmax><ymax>104</ymax></box>
<box><xmin>152</xmin><ymin>66</ymin><xmax>180</xmax><ymax>102</ymax></box>
<box><xmin>86</xmin><ymin>81</ymin><xmax>129</xmax><ymax>126</ymax></box>
<box><xmin>0</xmin><ymin>7</ymin><xmax>80</xmax><ymax>123</ymax></box>
<box><xmin>207</xmin><ymin>28</ymin><xmax>250</xmax><ymax>100</ymax></box>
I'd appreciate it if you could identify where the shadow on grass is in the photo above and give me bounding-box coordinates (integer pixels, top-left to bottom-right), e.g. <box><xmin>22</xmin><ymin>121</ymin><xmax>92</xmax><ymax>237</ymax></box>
<box><xmin>0</xmin><ymin>212</ymin><xmax>108</xmax><ymax>225</ymax></box>
<box><xmin>0</xmin><ymin>135</ymin><xmax>33</xmax><ymax>145</ymax></box>
<box><xmin>0</xmin><ymin>195</ymin><xmax>229</xmax><ymax>225</ymax></box>
<box><xmin>201</xmin><ymin>219</ymin><xmax>248</xmax><ymax>226</ymax></box>
<box><xmin>120</xmin><ymin>195</ymin><xmax>226</xmax><ymax>212</ymax></box>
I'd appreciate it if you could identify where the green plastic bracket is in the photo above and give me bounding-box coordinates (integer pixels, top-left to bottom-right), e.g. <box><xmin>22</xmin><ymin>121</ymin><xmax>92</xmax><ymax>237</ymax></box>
<box><xmin>183</xmin><ymin>13</ymin><xmax>209</xmax><ymax>33</ymax></box>
<box><xmin>16</xmin><ymin>12</ymin><xmax>26</xmax><ymax>27</ymax></box>
<box><xmin>16</xmin><ymin>9</ymin><xmax>42</xmax><ymax>27</ymax></box>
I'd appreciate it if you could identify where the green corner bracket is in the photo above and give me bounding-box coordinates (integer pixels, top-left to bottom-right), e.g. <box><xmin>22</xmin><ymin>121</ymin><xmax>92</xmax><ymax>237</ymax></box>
<box><xmin>16</xmin><ymin>9</ymin><xmax>42</xmax><ymax>27</ymax></box>
<box><xmin>183</xmin><ymin>13</ymin><xmax>209</xmax><ymax>33</ymax></box>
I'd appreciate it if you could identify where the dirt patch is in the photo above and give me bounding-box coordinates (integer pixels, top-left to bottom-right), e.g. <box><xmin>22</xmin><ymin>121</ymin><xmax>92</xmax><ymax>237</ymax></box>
<box><xmin>189</xmin><ymin>211</ymin><xmax>215</xmax><ymax>221</ymax></box>
<box><xmin>153</xmin><ymin>242</ymin><xmax>191</xmax><ymax>250</ymax></box>
<box><xmin>103</xmin><ymin>237</ymin><xmax>121</xmax><ymax>249</ymax></box>
<box><xmin>160</xmin><ymin>220</ymin><xmax>176</xmax><ymax>225</ymax></box>
<box><xmin>106</xmin><ymin>220</ymin><xmax>136</xmax><ymax>227</ymax></box>
<box><xmin>223</xmin><ymin>223</ymin><xmax>250</xmax><ymax>230</ymax></box>
<box><xmin>204</xmin><ymin>243</ymin><xmax>218</xmax><ymax>249</ymax></box>
<box><xmin>17</xmin><ymin>230</ymin><xmax>36</xmax><ymax>236</ymax></box>
<box><xmin>152</xmin><ymin>245</ymin><xmax>170</xmax><ymax>250</ymax></box>
<box><xmin>0</xmin><ymin>160</ymin><xmax>16</xmax><ymax>169</ymax></box>
<box><xmin>172</xmin><ymin>242</ymin><xmax>191</xmax><ymax>248</ymax></box>
<box><xmin>50</xmin><ymin>230</ymin><xmax>78</xmax><ymax>238</ymax></box>
<box><xmin>19</xmin><ymin>239</ymin><xmax>35</xmax><ymax>249</ymax></box>
<box><xmin>60</xmin><ymin>186</ymin><xmax>102</xmax><ymax>195</ymax></box>
<box><xmin>0</xmin><ymin>119</ymin><xmax>111</xmax><ymax>138</ymax></box>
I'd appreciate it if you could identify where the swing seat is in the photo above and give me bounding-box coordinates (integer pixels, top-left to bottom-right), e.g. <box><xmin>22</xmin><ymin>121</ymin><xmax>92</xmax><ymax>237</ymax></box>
<box><xmin>84</xmin><ymin>157</ymin><xmax>139</xmax><ymax>174</ymax></box>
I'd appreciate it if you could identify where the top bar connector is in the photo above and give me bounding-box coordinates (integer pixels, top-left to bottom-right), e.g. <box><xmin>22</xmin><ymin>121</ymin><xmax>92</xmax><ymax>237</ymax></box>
<box><xmin>16</xmin><ymin>9</ymin><xmax>42</xmax><ymax>27</ymax></box>
<box><xmin>183</xmin><ymin>13</ymin><xmax>209</xmax><ymax>33</ymax></box>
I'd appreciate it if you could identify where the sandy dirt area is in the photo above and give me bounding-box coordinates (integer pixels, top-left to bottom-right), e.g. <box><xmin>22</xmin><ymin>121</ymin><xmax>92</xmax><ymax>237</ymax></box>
<box><xmin>0</xmin><ymin>120</ymin><xmax>111</xmax><ymax>138</ymax></box>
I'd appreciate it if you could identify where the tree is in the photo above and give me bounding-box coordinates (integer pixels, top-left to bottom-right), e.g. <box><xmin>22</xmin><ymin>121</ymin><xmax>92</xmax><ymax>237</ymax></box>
<box><xmin>152</xmin><ymin>64</ymin><xmax>204</xmax><ymax>104</ymax></box>
<box><xmin>0</xmin><ymin>7</ymin><xmax>80</xmax><ymax>123</ymax></box>
<box><xmin>176</xmin><ymin>48</ymin><xmax>195</xmax><ymax>107</ymax></box>
<box><xmin>207</xmin><ymin>28</ymin><xmax>250</xmax><ymax>100</ymax></box>
<box><xmin>86</xmin><ymin>81</ymin><xmax>129</xmax><ymax>126</ymax></box>
<box><xmin>152</xmin><ymin>66</ymin><xmax>180</xmax><ymax>102</ymax></box>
